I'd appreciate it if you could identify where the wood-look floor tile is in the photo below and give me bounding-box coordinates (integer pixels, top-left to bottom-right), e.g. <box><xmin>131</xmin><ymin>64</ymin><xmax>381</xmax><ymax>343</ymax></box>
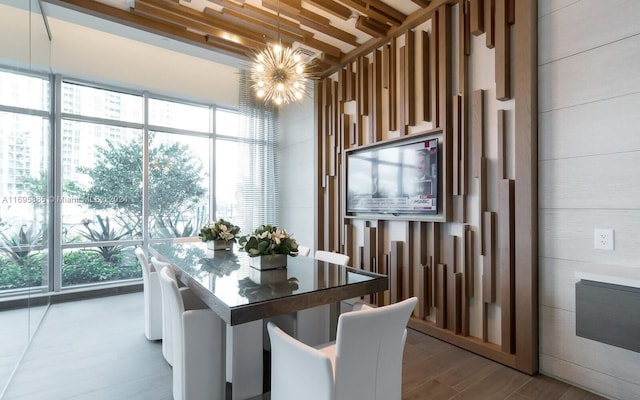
<box><xmin>514</xmin><ymin>374</ymin><xmax>571</xmax><ymax>399</ymax></box>
<box><xmin>558</xmin><ymin>386</ymin><xmax>607</xmax><ymax>400</ymax></box>
<box><xmin>449</xmin><ymin>366</ymin><xmax>531</xmax><ymax>400</ymax></box>
<box><xmin>1</xmin><ymin>294</ymin><xmax>609</xmax><ymax>400</ymax></box>
<box><xmin>403</xmin><ymin>378</ymin><xmax>459</xmax><ymax>400</ymax></box>
<box><xmin>436</xmin><ymin>352</ymin><xmax>502</xmax><ymax>392</ymax></box>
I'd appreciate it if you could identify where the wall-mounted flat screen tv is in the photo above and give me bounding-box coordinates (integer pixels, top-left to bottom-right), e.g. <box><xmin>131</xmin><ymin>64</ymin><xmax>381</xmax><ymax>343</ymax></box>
<box><xmin>346</xmin><ymin>136</ymin><xmax>439</xmax><ymax>215</ymax></box>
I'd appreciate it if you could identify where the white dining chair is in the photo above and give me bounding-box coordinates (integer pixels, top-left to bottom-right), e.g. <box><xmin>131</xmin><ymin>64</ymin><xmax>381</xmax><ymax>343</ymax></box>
<box><xmin>135</xmin><ymin>247</ymin><xmax>162</xmax><ymax>341</ymax></box>
<box><xmin>150</xmin><ymin>257</ymin><xmax>188</xmax><ymax>366</ymax></box>
<box><xmin>294</xmin><ymin>251</ymin><xmax>351</xmax><ymax>346</ymax></box>
<box><xmin>268</xmin><ymin>297</ymin><xmax>417</xmax><ymax>400</ymax></box>
<box><xmin>158</xmin><ymin>266</ymin><xmax>225</xmax><ymax>400</ymax></box>
<box><xmin>297</xmin><ymin>245</ymin><xmax>311</xmax><ymax>257</ymax></box>
<box><xmin>314</xmin><ymin>250</ymin><xmax>349</xmax><ymax>266</ymax></box>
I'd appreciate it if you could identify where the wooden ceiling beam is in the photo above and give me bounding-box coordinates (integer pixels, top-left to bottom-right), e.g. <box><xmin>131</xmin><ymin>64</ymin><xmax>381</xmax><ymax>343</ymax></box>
<box><xmin>134</xmin><ymin>1</ymin><xmax>267</xmax><ymax>49</ymax></box>
<box><xmin>411</xmin><ymin>0</ymin><xmax>432</xmax><ymax>7</ymax></box>
<box><xmin>303</xmin><ymin>36</ymin><xmax>343</xmax><ymax>58</ymax></box>
<box><xmin>305</xmin><ymin>0</ymin><xmax>352</xmax><ymax>20</ymax></box>
<box><xmin>356</xmin><ymin>16</ymin><xmax>389</xmax><ymax>37</ymax></box>
<box><xmin>208</xmin><ymin>0</ymin><xmax>310</xmax><ymax>37</ymax></box>
<box><xmin>261</xmin><ymin>0</ymin><xmax>360</xmax><ymax>47</ymax></box>
<box><xmin>338</xmin><ymin>0</ymin><xmax>402</xmax><ymax>26</ymax></box>
<box><xmin>217</xmin><ymin>7</ymin><xmax>307</xmax><ymax>40</ymax></box>
<box><xmin>366</xmin><ymin>0</ymin><xmax>407</xmax><ymax>24</ymax></box>
<box><xmin>327</xmin><ymin>0</ymin><xmax>454</xmax><ymax>77</ymax></box>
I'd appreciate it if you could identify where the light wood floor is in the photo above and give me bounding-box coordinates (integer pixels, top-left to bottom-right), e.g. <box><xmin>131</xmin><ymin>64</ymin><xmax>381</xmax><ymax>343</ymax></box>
<box><xmin>0</xmin><ymin>293</ymin><xmax>605</xmax><ymax>400</ymax></box>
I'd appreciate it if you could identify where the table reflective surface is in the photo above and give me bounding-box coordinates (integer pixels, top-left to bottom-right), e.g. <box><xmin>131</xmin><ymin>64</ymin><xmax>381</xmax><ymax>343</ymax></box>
<box><xmin>149</xmin><ymin>242</ymin><xmax>388</xmax><ymax>325</ymax></box>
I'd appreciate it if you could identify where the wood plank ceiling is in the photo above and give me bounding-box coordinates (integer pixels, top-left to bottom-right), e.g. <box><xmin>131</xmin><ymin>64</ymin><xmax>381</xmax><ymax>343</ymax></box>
<box><xmin>45</xmin><ymin>0</ymin><xmax>432</xmax><ymax>76</ymax></box>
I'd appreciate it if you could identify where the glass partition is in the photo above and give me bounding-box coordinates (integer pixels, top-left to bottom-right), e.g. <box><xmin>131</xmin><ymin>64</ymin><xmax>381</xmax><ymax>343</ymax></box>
<box><xmin>0</xmin><ymin>0</ymin><xmax>51</xmax><ymax>396</ymax></box>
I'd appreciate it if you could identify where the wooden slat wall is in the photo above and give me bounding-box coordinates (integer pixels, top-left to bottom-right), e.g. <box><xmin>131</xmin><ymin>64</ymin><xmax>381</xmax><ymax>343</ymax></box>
<box><xmin>316</xmin><ymin>0</ymin><xmax>537</xmax><ymax>375</ymax></box>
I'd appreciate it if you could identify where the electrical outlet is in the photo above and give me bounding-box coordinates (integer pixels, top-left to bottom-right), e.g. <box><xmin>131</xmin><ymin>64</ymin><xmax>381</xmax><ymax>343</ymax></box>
<box><xmin>594</xmin><ymin>228</ymin><xmax>614</xmax><ymax>250</ymax></box>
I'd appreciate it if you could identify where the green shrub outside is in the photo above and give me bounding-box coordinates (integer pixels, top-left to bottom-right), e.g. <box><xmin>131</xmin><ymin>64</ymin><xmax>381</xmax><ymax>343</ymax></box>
<box><xmin>0</xmin><ymin>250</ymin><xmax>141</xmax><ymax>290</ymax></box>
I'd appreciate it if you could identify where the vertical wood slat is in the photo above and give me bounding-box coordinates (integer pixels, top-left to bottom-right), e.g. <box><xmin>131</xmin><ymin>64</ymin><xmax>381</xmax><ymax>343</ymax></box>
<box><xmin>389</xmin><ymin>38</ymin><xmax>397</xmax><ymax>131</ymax></box>
<box><xmin>333</xmin><ymin>80</ymin><xmax>339</xmax><ymax>145</ymax></box>
<box><xmin>316</xmin><ymin>81</ymin><xmax>326</xmax><ymax>252</ymax></box>
<box><xmin>458</xmin><ymin>2</ymin><xmax>469</xmax><ymax>196</ymax></box>
<box><xmin>389</xmin><ymin>241</ymin><xmax>403</xmax><ymax>304</ymax></box>
<box><xmin>368</xmin><ymin>62</ymin><xmax>374</xmax><ymax>144</ymax></box>
<box><xmin>376</xmin><ymin>221</ymin><xmax>386</xmax><ymax>275</ymax></box>
<box><xmin>326</xmin><ymin>177</ymin><xmax>336</xmax><ymax>251</ymax></box>
<box><xmin>482</xmin><ymin>301</ymin><xmax>489</xmax><ymax>342</ymax></box>
<box><xmin>507</xmin><ymin>0</ymin><xmax>515</xmax><ymax>25</ymax></box>
<box><xmin>344</xmin><ymin>223</ymin><xmax>354</xmax><ymax>267</ymax></box>
<box><xmin>346</xmin><ymin>114</ymin><xmax>356</xmax><ymax>147</ymax></box>
<box><xmin>453</xmin><ymin>94</ymin><xmax>461</xmax><ymax>196</ymax></box>
<box><xmin>482</xmin><ymin>211</ymin><xmax>496</xmax><ymax>303</ymax></box>
<box><xmin>382</xmin><ymin>44</ymin><xmax>389</xmax><ymax>89</ymax></box>
<box><xmin>338</xmin><ymin>67</ymin><xmax>347</xmax><ymax>103</ymax></box>
<box><xmin>436</xmin><ymin>263</ymin><xmax>446</xmax><ymax>329</ymax></box>
<box><xmin>439</xmin><ymin>5</ymin><xmax>453</xmax><ymax>221</ymax></box>
<box><xmin>498</xmin><ymin>109</ymin><xmax>507</xmax><ymax>179</ymax></box>
<box><xmin>398</xmin><ymin>46</ymin><xmax>406</xmax><ymax>133</ymax></box>
<box><xmin>421</xmin><ymin>31</ymin><xmax>431</xmax><ymax>122</ymax></box>
<box><xmin>328</xmin><ymin>134</ymin><xmax>336</xmax><ymax>177</ymax></box>
<box><xmin>485</xmin><ymin>0</ymin><xmax>495</xmax><ymax>48</ymax></box>
<box><xmin>465</xmin><ymin>0</ymin><xmax>471</xmax><ymax>56</ymax></box>
<box><xmin>514</xmin><ymin>0</ymin><xmax>538</xmax><ymax>374</ymax></box>
<box><xmin>499</xmin><ymin>179</ymin><xmax>515</xmax><ymax>353</ymax></box>
<box><xmin>346</xmin><ymin>62</ymin><xmax>355</xmax><ymax>101</ymax></box>
<box><xmin>418</xmin><ymin>264</ymin><xmax>428</xmax><ymax>319</ymax></box>
<box><xmin>470</xmin><ymin>0</ymin><xmax>485</xmax><ymax>35</ymax></box>
<box><xmin>403</xmin><ymin>222</ymin><xmax>414</xmax><ymax>302</ymax></box>
<box><xmin>333</xmin><ymin>145</ymin><xmax>341</xmax><ymax>252</ymax></box>
<box><xmin>358</xmin><ymin>56</ymin><xmax>369</xmax><ymax>115</ymax></box>
<box><xmin>462</xmin><ymin>229</ymin><xmax>472</xmax><ymax>336</ymax></box>
<box><xmin>371</xmin><ymin>49</ymin><xmax>383</xmax><ymax>142</ymax></box>
<box><xmin>363</xmin><ymin>225</ymin><xmax>376</xmax><ymax>273</ymax></box>
<box><xmin>376</xmin><ymin>220</ymin><xmax>386</xmax><ymax>306</ymax></box>
<box><xmin>471</xmin><ymin>89</ymin><xmax>484</xmax><ymax>178</ymax></box>
<box><xmin>427</xmin><ymin>222</ymin><xmax>440</xmax><ymax>307</ymax></box>
<box><xmin>430</xmin><ymin>9</ymin><xmax>439</xmax><ymax>127</ymax></box>
<box><xmin>479</xmin><ymin>157</ymin><xmax>487</xmax><ymax>254</ymax></box>
<box><xmin>446</xmin><ymin>263</ymin><xmax>455</xmax><ymax>331</ymax></box>
<box><xmin>495</xmin><ymin>0</ymin><xmax>511</xmax><ymax>100</ymax></box>
<box><xmin>445</xmin><ymin>235</ymin><xmax>456</xmax><ymax>330</ymax></box>
<box><xmin>405</xmin><ymin>29</ymin><xmax>416</xmax><ymax>127</ymax></box>
<box><xmin>454</xmin><ymin>271</ymin><xmax>463</xmax><ymax>334</ymax></box>
<box><xmin>465</xmin><ymin>228</ymin><xmax>474</xmax><ymax>298</ymax></box>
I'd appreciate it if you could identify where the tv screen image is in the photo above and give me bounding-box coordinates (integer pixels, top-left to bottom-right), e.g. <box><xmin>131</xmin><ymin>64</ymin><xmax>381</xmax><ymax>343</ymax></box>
<box><xmin>347</xmin><ymin>137</ymin><xmax>439</xmax><ymax>215</ymax></box>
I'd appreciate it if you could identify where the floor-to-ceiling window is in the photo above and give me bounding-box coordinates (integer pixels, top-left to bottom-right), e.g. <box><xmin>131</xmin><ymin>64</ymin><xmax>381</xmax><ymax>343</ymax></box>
<box><xmin>0</xmin><ymin>69</ymin><xmax>50</xmax><ymax>297</ymax></box>
<box><xmin>1</xmin><ymin>70</ymin><xmax>279</xmax><ymax>297</ymax></box>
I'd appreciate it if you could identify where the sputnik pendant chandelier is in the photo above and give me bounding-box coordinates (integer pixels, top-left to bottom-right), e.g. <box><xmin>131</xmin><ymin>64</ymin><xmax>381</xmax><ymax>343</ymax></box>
<box><xmin>250</xmin><ymin>0</ymin><xmax>309</xmax><ymax>106</ymax></box>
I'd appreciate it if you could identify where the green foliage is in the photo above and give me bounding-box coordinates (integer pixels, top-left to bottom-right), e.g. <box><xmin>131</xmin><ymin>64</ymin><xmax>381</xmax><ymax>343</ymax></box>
<box><xmin>0</xmin><ymin>250</ymin><xmax>141</xmax><ymax>290</ymax></box>
<box><xmin>0</xmin><ymin>225</ymin><xmax>45</xmax><ymax>266</ymax></box>
<box><xmin>0</xmin><ymin>254</ymin><xmax>43</xmax><ymax>290</ymax></box>
<box><xmin>198</xmin><ymin>218</ymin><xmax>241</xmax><ymax>243</ymax></box>
<box><xmin>238</xmin><ymin>224</ymin><xmax>299</xmax><ymax>257</ymax></box>
<box><xmin>79</xmin><ymin>215</ymin><xmax>132</xmax><ymax>262</ymax></box>
<box><xmin>67</xmin><ymin>138</ymin><xmax>206</xmax><ymax>232</ymax></box>
<box><xmin>154</xmin><ymin>207</ymin><xmax>208</xmax><ymax>238</ymax></box>
<box><xmin>61</xmin><ymin>250</ymin><xmax>140</xmax><ymax>286</ymax></box>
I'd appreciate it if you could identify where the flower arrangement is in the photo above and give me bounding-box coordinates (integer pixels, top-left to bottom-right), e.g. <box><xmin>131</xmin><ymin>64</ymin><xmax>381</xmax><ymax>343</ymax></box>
<box><xmin>198</xmin><ymin>219</ymin><xmax>241</xmax><ymax>243</ymax></box>
<box><xmin>238</xmin><ymin>224</ymin><xmax>299</xmax><ymax>257</ymax></box>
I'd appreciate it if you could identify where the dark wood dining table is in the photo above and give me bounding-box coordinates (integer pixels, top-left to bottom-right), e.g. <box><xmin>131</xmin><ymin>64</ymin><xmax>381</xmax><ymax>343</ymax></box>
<box><xmin>149</xmin><ymin>241</ymin><xmax>388</xmax><ymax>400</ymax></box>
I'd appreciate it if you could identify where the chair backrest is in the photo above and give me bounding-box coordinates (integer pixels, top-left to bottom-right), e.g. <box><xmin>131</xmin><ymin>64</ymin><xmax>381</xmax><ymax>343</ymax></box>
<box><xmin>135</xmin><ymin>247</ymin><xmax>151</xmax><ymax>283</ymax></box>
<box><xmin>297</xmin><ymin>245</ymin><xmax>311</xmax><ymax>257</ymax></box>
<box><xmin>158</xmin><ymin>266</ymin><xmax>186</xmax><ymax>351</ymax></box>
<box><xmin>315</xmin><ymin>250</ymin><xmax>350</xmax><ymax>266</ymax></box>
<box><xmin>334</xmin><ymin>297</ymin><xmax>417</xmax><ymax>400</ymax></box>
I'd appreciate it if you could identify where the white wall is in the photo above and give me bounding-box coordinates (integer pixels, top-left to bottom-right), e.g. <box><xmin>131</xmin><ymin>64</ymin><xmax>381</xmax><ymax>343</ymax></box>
<box><xmin>278</xmin><ymin>96</ymin><xmax>316</xmax><ymax>253</ymax></box>
<box><xmin>538</xmin><ymin>1</ymin><xmax>640</xmax><ymax>398</ymax></box>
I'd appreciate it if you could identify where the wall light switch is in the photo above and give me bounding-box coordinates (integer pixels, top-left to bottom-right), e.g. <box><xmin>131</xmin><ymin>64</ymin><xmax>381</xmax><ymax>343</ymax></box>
<box><xmin>594</xmin><ymin>228</ymin><xmax>614</xmax><ymax>250</ymax></box>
